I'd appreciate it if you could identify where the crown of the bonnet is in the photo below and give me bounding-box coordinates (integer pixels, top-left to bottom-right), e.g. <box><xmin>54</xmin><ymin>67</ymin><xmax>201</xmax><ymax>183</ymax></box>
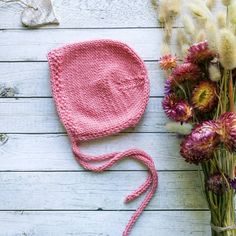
<box><xmin>47</xmin><ymin>40</ymin><xmax>157</xmax><ymax>236</ymax></box>
<box><xmin>48</xmin><ymin>39</ymin><xmax>149</xmax><ymax>142</ymax></box>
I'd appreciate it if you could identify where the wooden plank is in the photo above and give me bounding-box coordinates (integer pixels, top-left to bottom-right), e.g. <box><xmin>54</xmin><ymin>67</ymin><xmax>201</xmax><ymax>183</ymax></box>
<box><xmin>0</xmin><ymin>62</ymin><xmax>163</xmax><ymax>97</ymax></box>
<box><xmin>0</xmin><ymin>0</ymin><xmax>157</xmax><ymax>29</ymax></box>
<box><xmin>0</xmin><ymin>133</ymin><xmax>194</xmax><ymax>171</ymax></box>
<box><xmin>0</xmin><ymin>211</ymin><xmax>211</xmax><ymax>235</ymax></box>
<box><xmin>0</xmin><ymin>0</ymin><xmax>224</xmax><ymax>30</ymax></box>
<box><xmin>0</xmin><ymin>171</ymin><xmax>206</xmax><ymax>210</ymax></box>
<box><xmin>0</xmin><ymin>98</ymin><xmax>168</xmax><ymax>133</ymax></box>
<box><xmin>0</xmin><ymin>28</ymin><xmax>165</xmax><ymax>61</ymax></box>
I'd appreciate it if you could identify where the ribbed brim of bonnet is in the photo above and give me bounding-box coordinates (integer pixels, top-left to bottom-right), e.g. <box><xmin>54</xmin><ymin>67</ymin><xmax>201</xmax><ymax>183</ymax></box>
<box><xmin>47</xmin><ymin>39</ymin><xmax>149</xmax><ymax>142</ymax></box>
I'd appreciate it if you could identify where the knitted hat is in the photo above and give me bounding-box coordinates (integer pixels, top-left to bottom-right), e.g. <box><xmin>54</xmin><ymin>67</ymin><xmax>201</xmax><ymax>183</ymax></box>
<box><xmin>47</xmin><ymin>39</ymin><xmax>158</xmax><ymax>236</ymax></box>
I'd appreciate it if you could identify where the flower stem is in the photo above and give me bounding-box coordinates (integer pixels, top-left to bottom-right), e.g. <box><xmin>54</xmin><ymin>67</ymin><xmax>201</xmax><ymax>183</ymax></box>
<box><xmin>229</xmin><ymin>70</ymin><xmax>234</xmax><ymax>112</ymax></box>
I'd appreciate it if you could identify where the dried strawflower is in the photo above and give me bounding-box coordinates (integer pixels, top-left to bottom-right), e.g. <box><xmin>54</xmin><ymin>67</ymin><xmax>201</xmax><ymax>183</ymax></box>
<box><xmin>218</xmin><ymin>29</ymin><xmax>236</xmax><ymax>70</ymax></box>
<box><xmin>206</xmin><ymin>173</ymin><xmax>229</xmax><ymax>195</ymax></box>
<box><xmin>185</xmin><ymin>41</ymin><xmax>215</xmax><ymax>64</ymax></box>
<box><xmin>180</xmin><ymin>121</ymin><xmax>220</xmax><ymax>164</ymax></box>
<box><xmin>191</xmin><ymin>81</ymin><xmax>218</xmax><ymax>112</ymax></box>
<box><xmin>172</xmin><ymin>63</ymin><xmax>202</xmax><ymax>84</ymax></box>
<box><xmin>162</xmin><ymin>94</ymin><xmax>193</xmax><ymax>122</ymax></box>
<box><xmin>217</xmin><ymin>12</ymin><xmax>226</xmax><ymax>29</ymax></box>
<box><xmin>230</xmin><ymin>178</ymin><xmax>236</xmax><ymax>189</ymax></box>
<box><xmin>165</xmin><ymin>122</ymin><xmax>193</xmax><ymax>135</ymax></box>
<box><xmin>221</xmin><ymin>0</ymin><xmax>232</xmax><ymax>6</ymax></box>
<box><xmin>218</xmin><ymin>112</ymin><xmax>236</xmax><ymax>152</ymax></box>
<box><xmin>209</xmin><ymin>64</ymin><xmax>221</xmax><ymax>82</ymax></box>
<box><xmin>159</xmin><ymin>54</ymin><xmax>177</xmax><ymax>70</ymax></box>
<box><xmin>164</xmin><ymin>77</ymin><xmax>173</xmax><ymax>95</ymax></box>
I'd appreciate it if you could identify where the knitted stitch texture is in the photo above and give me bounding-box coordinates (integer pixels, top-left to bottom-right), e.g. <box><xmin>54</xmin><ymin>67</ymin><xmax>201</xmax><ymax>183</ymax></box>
<box><xmin>47</xmin><ymin>39</ymin><xmax>158</xmax><ymax>236</ymax></box>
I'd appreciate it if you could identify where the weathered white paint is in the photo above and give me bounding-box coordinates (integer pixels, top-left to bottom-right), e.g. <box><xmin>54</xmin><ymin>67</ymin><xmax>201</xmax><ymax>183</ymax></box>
<box><xmin>0</xmin><ymin>98</ymin><xmax>168</xmax><ymax>133</ymax></box>
<box><xmin>0</xmin><ymin>0</ymin><xmax>157</xmax><ymax>29</ymax></box>
<box><xmin>0</xmin><ymin>171</ymin><xmax>206</xmax><ymax>210</ymax></box>
<box><xmin>0</xmin><ymin>0</ymin><xmax>224</xmax><ymax>29</ymax></box>
<box><xmin>0</xmin><ymin>211</ymin><xmax>211</xmax><ymax>236</ymax></box>
<box><xmin>0</xmin><ymin>62</ymin><xmax>163</xmax><ymax>97</ymax></box>
<box><xmin>0</xmin><ymin>0</ymin><xmax>220</xmax><ymax>234</ymax></box>
<box><xmin>0</xmin><ymin>28</ymin><xmax>166</xmax><ymax>61</ymax></box>
<box><xmin>0</xmin><ymin>133</ymin><xmax>194</xmax><ymax>171</ymax></box>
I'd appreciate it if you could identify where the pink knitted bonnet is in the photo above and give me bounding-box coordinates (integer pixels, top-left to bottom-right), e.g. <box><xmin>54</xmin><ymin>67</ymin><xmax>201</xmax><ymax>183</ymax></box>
<box><xmin>47</xmin><ymin>39</ymin><xmax>158</xmax><ymax>236</ymax></box>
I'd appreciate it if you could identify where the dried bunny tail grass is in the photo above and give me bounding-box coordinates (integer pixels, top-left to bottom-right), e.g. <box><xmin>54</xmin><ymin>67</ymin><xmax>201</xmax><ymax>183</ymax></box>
<box><xmin>167</xmin><ymin>0</ymin><xmax>182</xmax><ymax>17</ymax></box>
<box><xmin>218</xmin><ymin>29</ymin><xmax>236</xmax><ymax>70</ymax></box>
<box><xmin>158</xmin><ymin>0</ymin><xmax>181</xmax><ymax>25</ymax></box>
<box><xmin>217</xmin><ymin>12</ymin><xmax>227</xmax><ymax>29</ymax></box>
<box><xmin>187</xmin><ymin>2</ymin><xmax>211</xmax><ymax>25</ymax></box>
<box><xmin>221</xmin><ymin>0</ymin><xmax>232</xmax><ymax>6</ymax></box>
<box><xmin>176</xmin><ymin>29</ymin><xmax>190</xmax><ymax>58</ymax></box>
<box><xmin>151</xmin><ymin>0</ymin><xmax>158</xmax><ymax>11</ymax></box>
<box><xmin>229</xmin><ymin>1</ymin><xmax>236</xmax><ymax>24</ymax></box>
<box><xmin>161</xmin><ymin>43</ymin><xmax>171</xmax><ymax>55</ymax></box>
<box><xmin>205</xmin><ymin>22</ymin><xmax>218</xmax><ymax>51</ymax></box>
<box><xmin>176</xmin><ymin>29</ymin><xmax>189</xmax><ymax>46</ymax></box>
<box><xmin>163</xmin><ymin>21</ymin><xmax>173</xmax><ymax>42</ymax></box>
<box><xmin>158</xmin><ymin>0</ymin><xmax>170</xmax><ymax>25</ymax></box>
<box><xmin>209</xmin><ymin>64</ymin><xmax>221</xmax><ymax>82</ymax></box>
<box><xmin>165</xmin><ymin>122</ymin><xmax>193</xmax><ymax>135</ymax></box>
<box><xmin>195</xmin><ymin>30</ymin><xmax>207</xmax><ymax>43</ymax></box>
<box><xmin>206</xmin><ymin>0</ymin><xmax>216</xmax><ymax>10</ymax></box>
<box><xmin>183</xmin><ymin>15</ymin><xmax>195</xmax><ymax>36</ymax></box>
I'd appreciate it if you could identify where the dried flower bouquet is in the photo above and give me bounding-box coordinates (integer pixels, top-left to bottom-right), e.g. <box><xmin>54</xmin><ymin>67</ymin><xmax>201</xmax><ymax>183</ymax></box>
<box><xmin>152</xmin><ymin>0</ymin><xmax>236</xmax><ymax>235</ymax></box>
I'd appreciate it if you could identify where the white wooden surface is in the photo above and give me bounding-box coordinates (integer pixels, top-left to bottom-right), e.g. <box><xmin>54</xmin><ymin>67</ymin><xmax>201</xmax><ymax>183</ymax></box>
<box><xmin>0</xmin><ymin>1</ymin><xmax>213</xmax><ymax>235</ymax></box>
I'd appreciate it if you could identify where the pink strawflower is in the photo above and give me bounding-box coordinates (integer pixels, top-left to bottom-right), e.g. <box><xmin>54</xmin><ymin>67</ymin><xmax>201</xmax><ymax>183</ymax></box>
<box><xmin>180</xmin><ymin>121</ymin><xmax>220</xmax><ymax>165</ymax></box>
<box><xmin>162</xmin><ymin>94</ymin><xmax>193</xmax><ymax>122</ymax></box>
<box><xmin>164</xmin><ymin>76</ymin><xmax>174</xmax><ymax>95</ymax></box>
<box><xmin>185</xmin><ymin>41</ymin><xmax>216</xmax><ymax>64</ymax></box>
<box><xmin>172</xmin><ymin>63</ymin><xmax>202</xmax><ymax>85</ymax></box>
<box><xmin>218</xmin><ymin>112</ymin><xmax>236</xmax><ymax>152</ymax></box>
<box><xmin>159</xmin><ymin>54</ymin><xmax>177</xmax><ymax>70</ymax></box>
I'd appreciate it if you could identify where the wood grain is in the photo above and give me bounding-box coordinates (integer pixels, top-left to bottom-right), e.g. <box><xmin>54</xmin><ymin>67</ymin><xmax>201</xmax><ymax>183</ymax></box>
<box><xmin>0</xmin><ymin>133</ymin><xmax>195</xmax><ymax>171</ymax></box>
<box><xmin>0</xmin><ymin>0</ymin><xmax>157</xmax><ymax>29</ymax></box>
<box><xmin>0</xmin><ymin>62</ymin><xmax>163</xmax><ymax>97</ymax></box>
<box><xmin>0</xmin><ymin>171</ymin><xmax>206</xmax><ymax>210</ymax></box>
<box><xmin>0</xmin><ymin>28</ymin><xmax>165</xmax><ymax>61</ymax></box>
<box><xmin>0</xmin><ymin>98</ymin><xmax>168</xmax><ymax>133</ymax></box>
<box><xmin>0</xmin><ymin>211</ymin><xmax>211</xmax><ymax>236</ymax></box>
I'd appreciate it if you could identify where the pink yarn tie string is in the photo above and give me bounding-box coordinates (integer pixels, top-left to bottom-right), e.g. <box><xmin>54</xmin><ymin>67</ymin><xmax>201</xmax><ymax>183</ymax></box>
<box><xmin>72</xmin><ymin>141</ymin><xmax>158</xmax><ymax>236</ymax></box>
